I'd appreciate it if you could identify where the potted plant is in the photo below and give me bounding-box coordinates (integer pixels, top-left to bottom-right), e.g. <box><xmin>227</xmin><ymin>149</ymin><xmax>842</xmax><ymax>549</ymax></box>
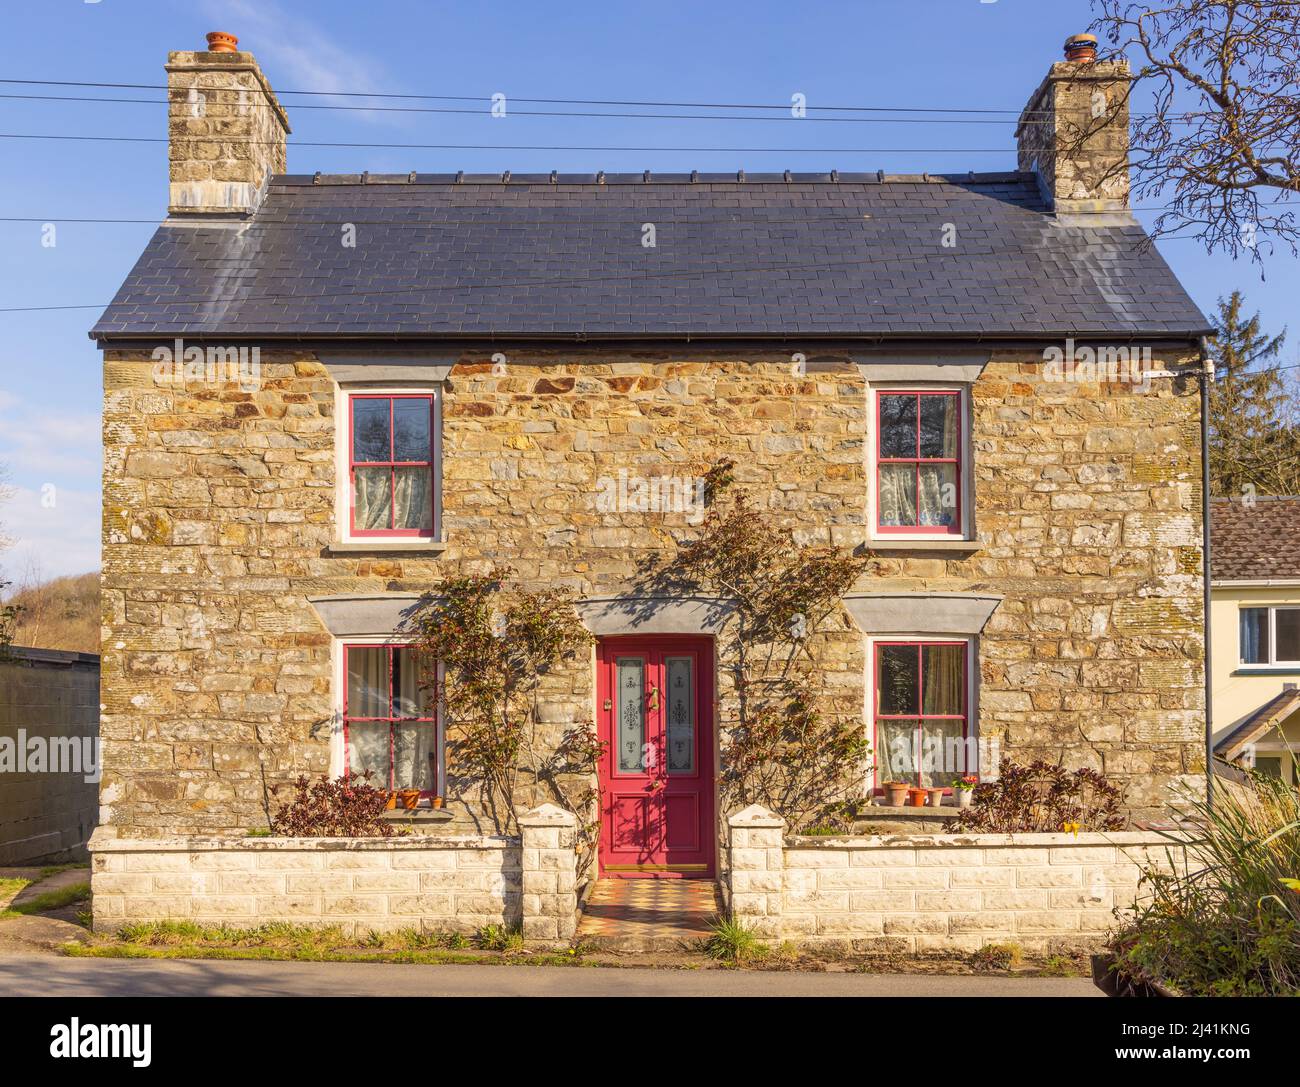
<box><xmin>953</xmin><ymin>775</ymin><xmax>978</xmax><ymax>808</ymax></box>
<box><xmin>383</xmin><ymin>790</ymin><xmax>397</xmax><ymax>811</ymax></box>
<box><xmin>906</xmin><ymin>787</ymin><xmax>927</xmax><ymax>807</ymax></box>
<box><xmin>883</xmin><ymin>781</ymin><xmax>909</xmax><ymax>807</ymax></box>
<box><xmin>927</xmin><ymin>786</ymin><xmax>946</xmax><ymax>807</ymax></box>
<box><xmin>398</xmin><ymin>788</ymin><xmax>422</xmax><ymax>810</ymax></box>
<box><xmin>432</xmin><ymin>796</ymin><xmax>444</xmax><ymax>810</ymax></box>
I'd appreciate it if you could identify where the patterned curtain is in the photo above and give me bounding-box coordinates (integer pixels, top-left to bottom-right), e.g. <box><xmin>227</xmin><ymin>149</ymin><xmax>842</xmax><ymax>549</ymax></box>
<box><xmin>353</xmin><ymin>468</ymin><xmax>392</xmax><ymax>530</ymax></box>
<box><xmin>393</xmin><ymin>467</ymin><xmax>432</xmax><ymax>531</ymax></box>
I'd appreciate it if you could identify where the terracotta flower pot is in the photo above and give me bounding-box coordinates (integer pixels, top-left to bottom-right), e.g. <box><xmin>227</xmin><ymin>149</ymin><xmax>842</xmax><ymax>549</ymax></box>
<box><xmin>906</xmin><ymin>787</ymin><xmax>927</xmax><ymax>808</ymax></box>
<box><xmin>205</xmin><ymin>31</ymin><xmax>239</xmax><ymax>54</ymax></box>
<box><xmin>383</xmin><ymin>791</ymin><xmax>397</xmax><ymax>811</ymax></box>
<box><xmin>432</xmin><ymin>796</ymin><xmax>444</xmax><ymax>810</ymax></box>
<box><xmin>884</xmin><ymin>783</ymin><xmax>909</xmax><ymax>807</ymax></box>
<box><xmin>927</xmin><ymin>787</ymin><xmax>946</xmax><ymax>807</ymax></box>
<box><xmin>399</xmin><ymin>789</ymin><xmax>421</xmax><ymax>810</ymax></box>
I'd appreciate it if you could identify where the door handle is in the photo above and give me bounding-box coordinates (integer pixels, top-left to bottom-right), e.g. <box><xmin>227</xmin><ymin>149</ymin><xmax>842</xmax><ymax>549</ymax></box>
<box><xmin>647</xmin><ymin>684</ymin><xmax>660</xmax><ymax>711</ymax></box>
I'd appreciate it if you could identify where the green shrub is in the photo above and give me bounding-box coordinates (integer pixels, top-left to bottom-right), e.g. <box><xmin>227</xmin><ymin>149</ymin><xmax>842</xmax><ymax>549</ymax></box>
<box><xmin>1112</xmin><ymin>775</ymin><xmax>1300</xmax><ymax>996</ymax></box>
<box><xmin>704</xmin><ymin>916</ymin><xmax>767</xmax><ymax>962</ymax></box>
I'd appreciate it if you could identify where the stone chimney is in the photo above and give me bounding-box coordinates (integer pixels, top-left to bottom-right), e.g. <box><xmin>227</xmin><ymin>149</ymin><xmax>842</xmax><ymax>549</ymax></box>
<box><xmin>165</xmin><ymin>32</ymin><xmax>290</xmax><ymax>216</ymax></box>
<box><xmin>1016</xmin><ymin>33</ymin><xmax>1131</xmax><ymax>220</ymax></box>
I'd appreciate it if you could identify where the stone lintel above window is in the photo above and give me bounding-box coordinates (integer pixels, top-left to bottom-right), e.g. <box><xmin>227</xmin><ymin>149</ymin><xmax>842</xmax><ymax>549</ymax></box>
<box><xmin>319</xmin><ymin>352</ymin><xmax>456</xmax><ymax>385</ymax></box>
<box><xmin>850</xmin><ymin>352</ymin><xmax>991</xmax><ymax>385</ymax></box>
<box><xmin>308</xmin><ymin>593</ymin><xmax>429</xmax><ymax>637</ymax></box>
<box><xmin>843</xmin><ymin>592</ymin><xmax>1002</xmax><ymax>636</ymax></box>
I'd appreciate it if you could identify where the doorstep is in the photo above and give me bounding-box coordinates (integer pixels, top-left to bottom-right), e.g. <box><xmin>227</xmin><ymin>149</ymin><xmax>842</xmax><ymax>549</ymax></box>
<box><xmin>576</xmin><ymin>879</ymin><xmax>721</xmax><ymax>953</ymax></box>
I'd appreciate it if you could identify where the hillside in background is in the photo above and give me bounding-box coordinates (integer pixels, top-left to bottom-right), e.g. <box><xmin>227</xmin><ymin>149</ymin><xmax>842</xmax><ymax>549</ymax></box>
<box><xmin>3</xmin><ymin>571</ymin><xmax>100</xmax><ymax>654</ymax></box>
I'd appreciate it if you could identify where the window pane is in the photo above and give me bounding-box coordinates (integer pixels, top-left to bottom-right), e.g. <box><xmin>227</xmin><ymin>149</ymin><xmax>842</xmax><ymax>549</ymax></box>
<box><xmin>665</xmin><ymin>656</ymin><xmax>695</xmax><ymax>774</ymax></box>
<box><xmin>393</xmin><ymin>466</ymin><xmax>433</xmax><ymax>531</ymax></box>
<box><xmin>919</xmin><ymin>394</ymin><xmax>958</xmax><ymax>458</ymax></box>
<box><xmin>616</xmin><ymin>657</ymin><xmax>645</xmax><ymax>772</ymax></box>
<box><xmin>393</xmin><ymin>723</ymin><xmax>435</xmax><ymax>791</ymax></box>
<box><xmin>877</xmin><ymin>644</ymin><xmax>920</xmax><ymax>715</ymax></box>
<box><xmin>879</xmin><ymin>394</ymin><xmax>917</xmax><ymax>458</ymax></box>
<box><xmin>353</xmin><ymin>466</ymin><xmax>393</xmax><ymax>530</ymax></box>
<box><xmin>347</xmin><ymin>721</ymin><xmax>389</xmax><ymax>787</ymax></box>
<box><xmin>920</xmin><ymin>718</ymin><xmax>966</xmax><ymax>787</ymax></box>
<box><xmin>1276</xmin><ymin>610</ymin><xmax>1300</xmax><ymax>662</ymax></box>
<box><xmin>352</xmin><ymin>399</ymin><xmax>391</xmax><ymax>462</ymax></box>
<box><xmin>917</xmin><ymin>463</ymin><xmax>958</xmax><ymax>527</ymax></box>
<box><xmin>392</xmin><ymin>649</ymin><xmax>433</xmax><ymax>718</ymax></box>
<box><xmin>346</xmin><ymin>647</ymin><xmax>388</xmax><ymax>718</ymax></box>
<box><xmin>922</xmin><ymin>644</ymin><xmax>964</xmax><ymax>715</ymax></box>
<box><xmin>876</xmin><ymin>718</ymin><xmax>918</xmax><ymax>785</ymax></box>
<box><xmin>393</xmin><ymin>398</ymin><xmax>431</xmax><ymax>462</ymax></box>
<box><xmin>1253</xmin><ymin>756</ymin><xmax>1283</xmax><ymax>780</ymax></box>
<box><xmin>878</xmin><ymin>464</ymin><xmax>917</xmax><ymax>526</ymax></box>
<box><xmin>1241</xmin><ymin>608</ymin><xmax>1269</xmax><ymax>663</ymax></box>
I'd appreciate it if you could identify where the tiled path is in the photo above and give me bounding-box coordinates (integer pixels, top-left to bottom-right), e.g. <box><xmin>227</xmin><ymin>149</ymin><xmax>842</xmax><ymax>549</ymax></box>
<box><xmin>577</xmin><ymin>879</ymin><xmax>721</xmax><ymax>949</ymax></box>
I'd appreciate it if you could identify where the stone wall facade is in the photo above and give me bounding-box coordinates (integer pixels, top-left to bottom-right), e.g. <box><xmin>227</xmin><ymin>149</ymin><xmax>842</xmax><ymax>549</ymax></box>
<box><xmin>726</xmin><ymin>806</ymin><xmax>1181</xmax><ymax>951</ymax></box>
<box><xmin>89</xmin><ymin>803</ymin><xmax>577</xmax><ymax>941</ymax></box>
<box><xmin>0</xmin><ymin>647</ymin><xmax>99</xmax><ymax>864</ymax></box>
<box><xmin>100</xmin><ymin>345</ymin><xmax>1205</xmax><ymax>841</ymax></box>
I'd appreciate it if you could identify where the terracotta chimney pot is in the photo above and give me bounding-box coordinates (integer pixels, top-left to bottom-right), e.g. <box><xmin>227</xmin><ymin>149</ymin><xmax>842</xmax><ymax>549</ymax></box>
<box><xmin>205</xmin><ymin>31</ymin><xmax>239</xmax><ymax>54</ymax></box>
<box><xmin>1064</xmin><ymin>33</ymin><xmax>1098</xmax><ymax>63</ymax></box>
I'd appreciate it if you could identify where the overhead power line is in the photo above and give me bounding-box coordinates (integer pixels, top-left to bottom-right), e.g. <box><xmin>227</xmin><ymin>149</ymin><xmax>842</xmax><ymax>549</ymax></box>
<box><xmin>0</xmin><ymin>91</ymin><xmax>1032</xmax><ymax>124</ymax></box>
<box><xmin>0</xmin><ymin>77</ymin><xmax>1059</xmax><ymax>116</ymax></box>
<box><xmin>0</xmin><ymin>132</ymin><xmax>1016</xmax><ymax>153</ymax></box>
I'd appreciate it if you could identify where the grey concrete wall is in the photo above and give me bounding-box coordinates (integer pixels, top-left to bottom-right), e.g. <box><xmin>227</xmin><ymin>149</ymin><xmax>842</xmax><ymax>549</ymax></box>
<box><xmin>0</xmin><ymin>647</ymin><xmax>99</xmax><ymax>864</ymax></box>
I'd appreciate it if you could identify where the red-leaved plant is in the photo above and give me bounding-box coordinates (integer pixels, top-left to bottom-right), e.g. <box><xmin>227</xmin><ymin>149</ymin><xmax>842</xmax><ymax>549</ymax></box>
<box><xmin>952</xmin><ymin>758</ymin><xmax>1125</xmax><ymax>833</ymax></box>
<box><xmin>270</xmin><ymin>772</ymin><xmax>394</xmax><ymax>837</ymax></box>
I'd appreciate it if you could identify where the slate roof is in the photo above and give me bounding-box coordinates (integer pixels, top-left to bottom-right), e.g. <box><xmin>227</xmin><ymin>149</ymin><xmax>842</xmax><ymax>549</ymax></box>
<box><xmin>1212</xmin><ymin>497</ymin><xmax>1300</xmax><ymax>581</ymax></box>
<box><xmin>90</xmin><ymin>171</ymin><xmax>1210</xmax><ymax>342</ymax></box>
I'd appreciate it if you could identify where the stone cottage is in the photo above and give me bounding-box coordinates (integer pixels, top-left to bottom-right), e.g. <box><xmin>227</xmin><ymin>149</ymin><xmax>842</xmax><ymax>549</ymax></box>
<box><xmin>89</xmin><ymin>31</ymin><xmax>1210</xmax><ymax>935</ymax></box>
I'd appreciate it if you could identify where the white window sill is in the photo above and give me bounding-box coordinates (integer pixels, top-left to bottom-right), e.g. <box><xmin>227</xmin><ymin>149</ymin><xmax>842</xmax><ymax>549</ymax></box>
<box><xmin>328</xmin><ymin>540</ymin><xmax>448</xmax><ymax>555</ymax></box>
<box><xmin>866</xmin><ymin>538</ymin><xmax>982</xmax><ymax>552</ymax></box>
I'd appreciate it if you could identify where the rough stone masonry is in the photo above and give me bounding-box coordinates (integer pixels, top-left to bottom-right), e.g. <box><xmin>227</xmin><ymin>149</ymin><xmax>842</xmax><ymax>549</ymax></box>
<box><xmin>100</xmin><ymin>347</ymin><xmax>1205</xmax><ymax>837</ymax></box>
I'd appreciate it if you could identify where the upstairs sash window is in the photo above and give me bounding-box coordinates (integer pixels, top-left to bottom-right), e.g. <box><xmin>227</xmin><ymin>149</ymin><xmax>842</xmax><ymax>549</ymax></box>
<box><xmin>876</xmin><ymin>390</ymin><xmax>962</xmax><ymax>534</ymax></box>
<box><xmin>349</xmin><ymin>394</ymin><xmax>435</xmax><ymax>536</ymax></box>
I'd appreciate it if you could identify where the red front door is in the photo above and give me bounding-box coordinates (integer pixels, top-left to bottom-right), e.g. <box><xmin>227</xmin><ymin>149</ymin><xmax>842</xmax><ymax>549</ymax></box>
<box><xmin>596</xmin><ymin>636</ymin><xmax>715</xmax><ymax>878</ymax></box>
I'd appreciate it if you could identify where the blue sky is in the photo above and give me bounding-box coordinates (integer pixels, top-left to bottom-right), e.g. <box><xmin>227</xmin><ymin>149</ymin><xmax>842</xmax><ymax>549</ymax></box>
<box><xmin>0</xmin><ymin>0</ymin><xmax>1295</xmax><ymax>580</ymax></box>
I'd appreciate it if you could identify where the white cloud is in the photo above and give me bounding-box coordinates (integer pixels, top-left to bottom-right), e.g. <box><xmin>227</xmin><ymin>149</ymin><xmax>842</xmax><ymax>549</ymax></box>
<box><xmin>0</xmin><ymin>395</ymin><xmax>100</xmax><ymax>484</ymax></box>
<box><xmin>0</xmin><ymin>484</ymin><xmax>100</xmax><ymax>582</ymax></box>
<box><xmin>202</xmin><ymin>0</ymin><xmax>400</xmax><ymax>125</ymax></box>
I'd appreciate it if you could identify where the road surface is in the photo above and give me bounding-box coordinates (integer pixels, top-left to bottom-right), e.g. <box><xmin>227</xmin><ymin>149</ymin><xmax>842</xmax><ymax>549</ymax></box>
<box><xmin>0</xmin><ymin>953</ymin><xmax>1098</xmax><ymax>997</ymax></box>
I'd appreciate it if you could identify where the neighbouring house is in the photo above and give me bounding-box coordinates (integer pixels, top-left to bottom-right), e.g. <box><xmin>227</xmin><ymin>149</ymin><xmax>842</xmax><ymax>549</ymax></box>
<box><xmin>1211</xmin><ymin>497</ymin><xmax>1300</xmax><ymax>786</ymax></box>
<box><xmin>0</xmin><ymin>646</ymin><xmax>99</xmax><ymax>864</ymax></box>
<box><xmin>87</xmin><ymin>31</ymin><xmax>1210</xmax><ymax>945</ymax></box>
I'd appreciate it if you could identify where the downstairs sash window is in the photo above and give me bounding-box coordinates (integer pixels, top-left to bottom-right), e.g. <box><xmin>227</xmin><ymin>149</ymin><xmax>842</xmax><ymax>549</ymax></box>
<box><xmin>343</xmin><ymin>645</ymin><xmax>436</xmax><ymax>792</ymax></box>
<box><xmin>873</xmin><ymin>640</ymin><xmax>970</xmax><ymax>788</ymax></box>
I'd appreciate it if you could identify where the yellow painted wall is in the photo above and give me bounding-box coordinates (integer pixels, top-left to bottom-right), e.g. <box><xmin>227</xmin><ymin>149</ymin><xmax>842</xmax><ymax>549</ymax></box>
<box><xmin>1211</xmin><ymin>584</ymin><xmax>1300</xmax><ymax>784</ymax></box>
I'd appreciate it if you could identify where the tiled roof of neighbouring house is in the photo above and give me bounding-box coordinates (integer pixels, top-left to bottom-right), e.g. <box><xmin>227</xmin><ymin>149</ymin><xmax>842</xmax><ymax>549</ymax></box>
<box><xmin>1211</xmin><ymin>497</ymin><xmax>1300</xmax><ymax>581</ymax></box>
<box><xmin>89</xmin><ymin>171</ymin><xmax>1210</xmax><ymax>342</ymax></box>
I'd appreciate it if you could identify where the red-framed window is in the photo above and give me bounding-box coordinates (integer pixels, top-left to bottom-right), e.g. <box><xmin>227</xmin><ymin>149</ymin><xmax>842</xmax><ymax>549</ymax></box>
<box><xmin>873</xmin><ymin>640</ymin><xmax>971</xmax><ymax>788</ymax></box>
<box><xmin>343</xmin><ymin>644</ymin><xmax>437</xmax><ymax>793</ymax></box>
<box><xmin>875</xmin><ymin>390</ymin><xmax>962</xmax><ymax>534</ymax></box>
<box><xmin>349</xmin><ymin>393</ymin><xmax>436</xmax><ymax>537</ymax></box>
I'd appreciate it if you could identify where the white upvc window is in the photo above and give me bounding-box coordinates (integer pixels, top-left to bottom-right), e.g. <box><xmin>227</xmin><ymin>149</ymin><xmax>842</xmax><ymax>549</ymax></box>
<box><xmin>1239</xmin><ymin>606</ymin><xmax>1300</xmax><ymax>666</ymax></box>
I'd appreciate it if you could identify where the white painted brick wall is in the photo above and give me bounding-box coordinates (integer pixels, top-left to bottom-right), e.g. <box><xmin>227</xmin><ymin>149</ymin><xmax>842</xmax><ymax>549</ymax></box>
<box><xmin>727</xmin><ymin>806</ymin><xmax>1184</xmax><ymax>951</ymax></box>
